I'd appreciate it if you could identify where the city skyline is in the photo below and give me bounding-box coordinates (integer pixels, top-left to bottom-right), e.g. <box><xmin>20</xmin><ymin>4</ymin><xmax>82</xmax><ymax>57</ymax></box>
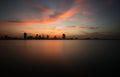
<box><xmin>0</xmin><ymin>32</ymin><xmax>80</xmax><ymax>40</ymax></box>
<box><xmin>0</xmin><ymin>32</ymin><xmax>119</xmax><ymax>40</ymax></box>
<box><xmin>0</xmin><ymin>0</ymin><xmax>120</xmax><ymax>39</ymax></box>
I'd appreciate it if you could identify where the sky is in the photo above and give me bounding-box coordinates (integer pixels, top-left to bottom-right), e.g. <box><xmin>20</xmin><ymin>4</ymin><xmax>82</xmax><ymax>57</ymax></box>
<box><xmin>0</xmin><ymin>0</ymin><xmax>120</xmax><ymax>39</ymax></box>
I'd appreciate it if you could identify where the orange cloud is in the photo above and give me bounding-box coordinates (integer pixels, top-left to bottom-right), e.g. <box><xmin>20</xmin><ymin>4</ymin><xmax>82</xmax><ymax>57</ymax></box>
<box><xmin>26</xmin><ymin>27</ymin><xmax>57</xmax><ymax>31</ymax></box>
<box><xmin>0</xmin><ymin>0</ymin><xmax>83</xmax><ymax>25</ymax></box>
<box><xmin>57</xmin><ymin>7</ymin><xmax>77</xmax><ymax>19</ymax></box>
<box><xmin>0</xmin><ymin>17</ymin><xmax>57</xmax><ymax>25</ymax></box>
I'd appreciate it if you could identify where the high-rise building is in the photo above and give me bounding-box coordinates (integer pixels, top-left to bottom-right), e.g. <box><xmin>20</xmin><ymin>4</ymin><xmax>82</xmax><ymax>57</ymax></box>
<box><xmin>54</xmin><ymin>35</ymin><xmax>57</xmax><ymax>39</ymax></box>
<box><xmin>42</xmin><ymin>34</ymin><xmax>44</xmax><ymax>39</ymax></box>
<box><xmin>47</xmin><ymin>35</ymin><xmax>49</xmax><ymax>39</ymax></box>
<box><xmin>38</xmin><ymin>35</ymin><xmax>42</xmax><ymax>39</ymax></box>
<box><xmin>35</xmin><ymin>34</ymin><xmax>39</xmax><ymax>39</ymax></box>
<box><xmin>4</xmin><ymin>35</ymin><xmax>9</xmax><ymax>39</ymax></box>
<box><xmin>62</xmin><ymin>33</ymin><xmax>66</xmax><ymax>39</ymax></box>
<box><xmin>24</xmin><ymin>33</ymin><xmax>27</xmax><ymax>39</ymax></box>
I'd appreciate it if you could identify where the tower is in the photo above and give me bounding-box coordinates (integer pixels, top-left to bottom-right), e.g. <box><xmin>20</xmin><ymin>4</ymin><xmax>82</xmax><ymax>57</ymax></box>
<box><xmin>24</xmin><ymin>32</ymin><xmax>27</xmax><ymax>39</ymax></box>
<box><xmin>62</xmin><ymin>33</ymin><xmax>66</xmax><ymax>39</ymax></box>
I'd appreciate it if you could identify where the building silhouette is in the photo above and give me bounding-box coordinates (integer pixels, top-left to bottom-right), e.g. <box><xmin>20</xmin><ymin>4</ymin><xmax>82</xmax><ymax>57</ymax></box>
<box><xmin>35</xmin><ymin>34</ymin><xmax>39</xmax><ymax>39</ymax></box>
<box><xmin>62</xmin><ymin>33</ymin><xmax>66</xmax><ymax>39</ymax></box>
<box><xmin>24</xmin><ymin>33</ymin><xmax>27</xmax><ymax>39</ymax></box>
<box><xmin>27</xmin><ymin>36</ymin><xmax>34</xmax><ymax>39</ymax></box>
<box><xmin>46</xmin><ymin>35</ymin><xmax>49</xmax><ymax>39</ymax></box>
<box><xmin>54</xmin><ymin>35</ymin><xmax>57</xmax><ymax>39</ymax></box>
<box><xmin>42</xmin><ymin>34</ymin><xmax>44</xmax><ymax>39</ymax></box>
<box><xmin>4</xmin><ymin>35</ymin><xmax>9</xmax><ymax>39</ymax></box>
<box><xmin>38</xmin><ymin>35</ymin><xmax>42</xmax><ymax>39</ymax></box>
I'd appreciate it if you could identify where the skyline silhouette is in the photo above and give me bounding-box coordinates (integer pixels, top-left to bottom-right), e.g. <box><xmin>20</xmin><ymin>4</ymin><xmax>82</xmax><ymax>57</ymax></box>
<box><xmin>0</xmin><ymin>32</ymin><xmax>119</xmax><ymax>40</ymax></box>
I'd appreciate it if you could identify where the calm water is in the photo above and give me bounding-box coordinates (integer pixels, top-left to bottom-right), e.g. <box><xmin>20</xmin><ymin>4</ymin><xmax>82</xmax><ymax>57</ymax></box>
<box><xmin>0</xmin><ymin>40</ymin><xmax>120</xmax><ymax>76</ymax></box>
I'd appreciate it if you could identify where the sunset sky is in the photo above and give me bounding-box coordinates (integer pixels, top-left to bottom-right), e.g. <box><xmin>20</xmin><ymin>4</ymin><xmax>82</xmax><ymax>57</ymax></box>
<box><xmin>0</xmin><ymin>0</ymin><xmax>120</xmax><ymax>38</ymax></box>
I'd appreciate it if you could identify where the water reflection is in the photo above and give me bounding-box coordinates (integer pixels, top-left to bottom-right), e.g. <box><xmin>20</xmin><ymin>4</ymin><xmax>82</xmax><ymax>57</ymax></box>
<box><xmin>25</xmin><ymin>40</ymin><xmax>63</xmax><ymax>61</ymax></box>
<box><xmin>0</xmin><ymin>40</ymin><xmax>120</xmax><ymax>75</ymax></box>
<box><xmin>0</xmin><ymin>40</ymin><xmax>90</xmax><ymax>66</ymax></box>
<box><xmin>22</xmin><ymin>40</ymin><xmax>89</xmax><ymax>62</ymax></box>
<box><xmin>0</xmin><ymin>40</ymin><xmax>106</xmax><ymax>63</ymax></box>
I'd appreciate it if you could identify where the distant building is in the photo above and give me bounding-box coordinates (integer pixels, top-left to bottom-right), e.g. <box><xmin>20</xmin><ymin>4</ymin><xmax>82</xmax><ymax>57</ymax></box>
<box><xmin>0</xmin><ymin>36</ymin><xmax>4</xmax><ymax>39</ymax></box>
<box><xmin>42</xmin><ymin>34</ymin><xmax>44</xmax><ymax>39</ymax></box>
<box><xmin>85</xmin><ymin>37</ymin><xmax>91</xmax><ymax>40</ymax></box>
<box><xmin>75</xmin><ymin>37</ymin><xmax>78</xmax><ymax>40</ymax></box>
<box><xmin>27</xmin><ymin>36</ymin><xmax>34</xmax><ymax>39</ymax></box>
<box><xmin>35</xmin><ymin>34</ymin><xmax>39</xmax><ymax>39</ymax></box>
<box><xmin>54</xmin><ymin>35</ymin><xmax>57</xmax><ymax>39</ymax></box>
<box><xmin>62</xmin><ymin>33</ymin><xmax>66</xmax><ymax>39</ymax></box>
<box><xmin>38</xmin><ymin>35</ymin><xmax>41</xmax><ymax>39</ymax></box>
<box><xmin>46</xmin><ymin>35</ymin><xmax>49</xmax><ymax>39</ymax></box>
<box><xmin>4</xmin><ymin>35</ymin><xmax>9</xmax><ymax>39</ymax></box>
<box><xmin>24</xmin><ymin>33</ymin><xmax>27</xmax><ymax>39</ymax></box>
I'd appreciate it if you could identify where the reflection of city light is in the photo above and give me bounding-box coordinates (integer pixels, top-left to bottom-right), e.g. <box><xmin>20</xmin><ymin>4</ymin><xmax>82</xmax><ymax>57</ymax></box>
<box><xmin>41</xmin><ymin>41</ymin><xmax>62</xmax><ymax>58</ymax></box>
<box><xmin>23</xmin><ymin>40</ymin><xmax>64</xmax><ymax>61</ymax></box>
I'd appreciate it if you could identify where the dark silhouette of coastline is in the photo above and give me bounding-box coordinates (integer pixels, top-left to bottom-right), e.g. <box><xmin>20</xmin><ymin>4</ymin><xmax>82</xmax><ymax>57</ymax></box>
<box><xmin>0</xmin><ymin>32</ymin><xmax>120</xmax><ymax>40</ymax></box>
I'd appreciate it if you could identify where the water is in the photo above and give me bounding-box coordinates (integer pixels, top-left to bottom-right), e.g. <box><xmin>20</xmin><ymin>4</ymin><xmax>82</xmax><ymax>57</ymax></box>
<box><xmin>0</xmin><ymin>40</ymin><xmax>120</xmax><ymax>76</ymax></box>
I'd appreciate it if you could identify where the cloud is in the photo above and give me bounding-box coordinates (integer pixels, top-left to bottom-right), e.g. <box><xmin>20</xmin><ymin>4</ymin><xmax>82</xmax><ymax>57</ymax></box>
<box><xmin>0</xmin><ymin>0</ymin><xmax>83</xmax><ymax>25</ymax></box>
<box><xmin>57</xmin><ymin>0</ymin><xmax>67</xmax><ymax>10</ymax></box>
<box><xmin>84</xmin><ymin>18</ymin><xmax>93</xmax><ymax>22</ymax></box>
<box><xmin>82</xmin><ymin>11</ymin><xmax>93</xmax><ymax>16</ymax></box>
<box><xmin>66</xmin><ymin>25</ymin><xmax>99</xmax><ymax>30</ymax></box>
<box><xmin>0</xmin><ymin>18</ymin><xmax>56</xmax><ymax>25</ymax></box>
<box><xmin>25</xmin><ymin>27</ymin><xmax>57</xmax><ymax>31</ymax></box>
<box><xmin>28</xmin><ymin>1</ymin><xmax>54</xmax><ymax>15</ymax></box>
<box><xmin>79</xmin><ymin>25</ymin><xmax>99</xmax><ymax>29</ymax></box>
<box><xmin>66</xmin><ymin>25</ymin><xmax>78</xmax><ymax>29</ymax></box>
<box><xmin>68</xmin><ymin>17</ymin><xmax>80</xmax><ymax>21</ymax></box>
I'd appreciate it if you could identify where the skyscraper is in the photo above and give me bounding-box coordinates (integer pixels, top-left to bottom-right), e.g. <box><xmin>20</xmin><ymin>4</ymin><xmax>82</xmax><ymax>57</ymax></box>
<box><xmin>47</xmin><ymin>35</ymin><xmax>49</xmax><ymax>39</ymax></box>
<box><xmin>35</xmin><ymin>34</ymin><xmax>39</xmax><ymax>39</ymax></box>
<box><xmin>42</xmin><ymin>34</ymin><xmax>44</xmax><ymax>39</ymax></box>
<box><xmin>24</xmin><ymin>32</ymin><xmax>27</xmax><ymax>39</ymax></box>
<box><xmin>62</xmin><ymin>33</ymin><xmax>66</xmax><ymax>39</ymax></box>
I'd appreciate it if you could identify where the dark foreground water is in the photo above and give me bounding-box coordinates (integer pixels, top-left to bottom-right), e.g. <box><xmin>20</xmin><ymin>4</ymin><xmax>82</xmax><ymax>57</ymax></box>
<box><xmin>0</xmin><ymin>40</ymin><xmax>120</xmax><ymax>76</ymax></box>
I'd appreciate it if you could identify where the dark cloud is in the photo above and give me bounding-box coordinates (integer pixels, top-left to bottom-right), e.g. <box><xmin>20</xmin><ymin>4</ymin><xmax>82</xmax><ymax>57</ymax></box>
<box><xmin>66</xmin><ymin>25</ymin><xmax>99</xmax><ymax>30</ymax></box>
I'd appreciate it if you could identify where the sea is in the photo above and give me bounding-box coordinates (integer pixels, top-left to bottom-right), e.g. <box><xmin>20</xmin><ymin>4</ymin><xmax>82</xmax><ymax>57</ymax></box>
<box><xmin>0</xmin><ymin>40</ymin><xmax>120</xmax><ymax>76</ymax></box>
